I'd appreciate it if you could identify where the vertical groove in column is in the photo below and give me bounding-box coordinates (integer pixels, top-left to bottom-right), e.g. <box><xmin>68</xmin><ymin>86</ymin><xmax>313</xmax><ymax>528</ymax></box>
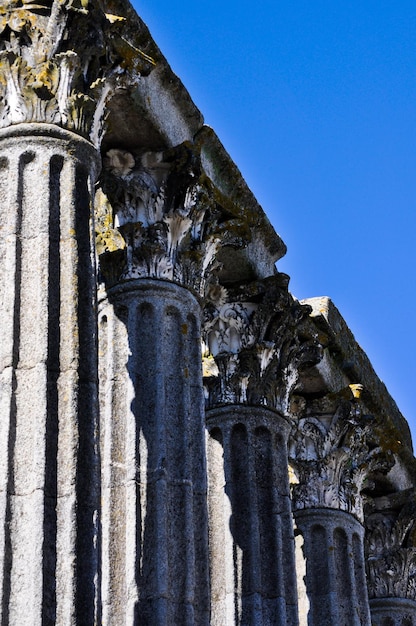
<box><xmin>74</xmin><ymin>163</ymin><xmax>100</xmax><ymax>625</ymax></box>
<box><xmin>55</xmin><ymin>155</ymin><xmax>80</xmax><ymax>626</ymax></box>
<box><xmin>187</xmin><ymin>312</ymin><xmax>209</xmax><ymax>624</ymax></box>
<box><xmin>334</xmin><ymin>527</ymin><xmax>352</xmax><ymax>625</ymax></box>
<box><xmin>352</xmin><ymin>531</ymin><xmax>370</xmax><ymax>624</ymax></box>
<box><xmin>254</xmin><ymin>426</ymin><xmax>286</xmax><ymax>624</ymax></box>
<box><xmin>153</xmin><ymin>299</ymin><xmax>168</xmax><ymax>624</ymax></box>
<box><xmin>347</xmin><ymin>532</ymin><xmax>361</xmax><ymax>626</ymax></box>
<box><xmin>309</xmin><ymin>524</ymin><xmax>331</xmax><ymax>624</ymax></box>
<box><xmin>230</xmin><ymin>423</ymin><xmax>251</xmax><ymax>623</ymax></box>
<box><xmin>98</xmin><ymin>308</ymin><xmax>111</xmax><ymax>624</ymax></box>
<box><xmin>42</xmin><ymin>154</ymin><xmax>64</xmax><ymax>626</ymax></box>
<box><xmin>53</xmin><ymin>142</ymin><xmax>99</xmax><ymax>626</ymax></box>
<box><xmin>0</xmin><ymin>154</ymin><xmax>12</xmax><ymax>626</ymax></box>
<box><xmin>255</xmin><ymin>427</ymin><xmax>276</xmax><ymax>594</ymax></box>
<box><xmin>246</xmin><ymin>427</ymin><xmax>262</xmax><ymax>621</ymax></box>
<box><xmin>273</xmin><ymin>431</ymin><xmax>299</xmax><ymax>626</ymax></box>
<box><xmin>180</xmin><ymin>312</ymin><xmax>196</xmax><ymax>616</ymax></box>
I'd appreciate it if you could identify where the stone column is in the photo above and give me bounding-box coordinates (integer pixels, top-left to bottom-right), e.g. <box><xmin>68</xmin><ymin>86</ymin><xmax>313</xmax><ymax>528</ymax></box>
<box><xmin>203</xmin><ymin>278</ymin><xmax>318</xmax><ymax>625</ymax></box>
<box><xmin>98</xmin><ymin>280</ymin><xmax>209</xmax><ymax>625</ymax></box>
<box><xmin>96</xmin><ymin>145</ymin><xmax>239</xmax><ymax>625</ymax></box>
<box><xmin>0</xmin><ymin>124</ymin><xmax>100</xmax><ymax>625</ymax></box>
<box><xmin>0</xmin><ymin>1</ymin><xmax>157</xmax><ymax>621</ymax></box>
<box><xmin>289</xmin><ymin>390</ymin><xmax>392</xmax><ymax>626</ymax></box>
<box><xmin>207</xmin><ymin>406</ymin><xmax>297</xmax><ymax>626</ymax></box>
<box><xmin>294</xmin><ymin>509</ymin><xmax>369</xmax><ymax>626</ymax></box>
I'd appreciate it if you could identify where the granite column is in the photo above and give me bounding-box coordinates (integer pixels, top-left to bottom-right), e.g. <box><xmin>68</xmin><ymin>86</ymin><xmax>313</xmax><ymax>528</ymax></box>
<box><xmin>0</xmin><ymin>124</ymin><xmax>100</xmax><ymax>625</ymax></box>
<box><xmin>98</xmin><ymin>280</ymin><xmax>209</xmax><ymax>624</ymax></box>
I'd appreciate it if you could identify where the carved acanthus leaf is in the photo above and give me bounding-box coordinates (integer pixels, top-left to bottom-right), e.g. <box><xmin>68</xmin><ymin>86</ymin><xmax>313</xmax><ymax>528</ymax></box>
<box><xmin>0</xmin><ymin>0</ymin><xmax>154</xmax><ymax>141</ymax></box>
<box><xmin>98</xmin><ymin>145</ymin><xmax>249</xmax><ymax>292</ymax></box>
<box><xmin>366</xmin><ymin>499</ymin><xmax>416</xmax><ymax>600</ymax></box>
<box><xmin>367</xmin><ymin>548</ymin><xmax>416</xmax><ymax>600</ymax></box>
<box><xmin>289</xmin><ymin>392</ymin><xmax>394</xmax><ymax>521</ymax></box>
<box><xmin>202</xmin><ymin>277</ymin><xmax>321</xmax><ymax>412</ymax></box>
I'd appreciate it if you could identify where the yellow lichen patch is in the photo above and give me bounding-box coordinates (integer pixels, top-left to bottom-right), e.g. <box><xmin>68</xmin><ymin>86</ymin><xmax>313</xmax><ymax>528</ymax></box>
<box><xmin>288</xmin><ymin>465</ymin><xmax>299</xmax><ymax>485</ymax></box>
<box><xmin>349</xmin><ymin>383</ymin><xmax>364</xmax><ymax>399</ymax></box>
<box><xmin>31</xmin><ymin>61</ymin><xmax>59</xmax><ymax>93</ymax></box>
<box><xmin>202</xmin><ymin>354</ymin><xmax>218</xmax><ymax>378</ymax></box>
<box><xmin>95</xmin><ymin>188</ymin><xmax>125</xmax><ymax>255</ymax></box>
<box><xmin>105</xmin><ymin>13</ymin><xmax>126</xmax><ymax>23</ymax></box>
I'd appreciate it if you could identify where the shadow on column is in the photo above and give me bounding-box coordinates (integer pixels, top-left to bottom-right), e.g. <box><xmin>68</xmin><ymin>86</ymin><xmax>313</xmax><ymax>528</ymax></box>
<box><xmin>104</xmin><ymin>283</ymin><xmax>210</xmax><ymax>626</ymax></box>
<box><xmin>208</xmin><ymin>417</ymin><xmax>297</xmax><ymax>626</ymax></box>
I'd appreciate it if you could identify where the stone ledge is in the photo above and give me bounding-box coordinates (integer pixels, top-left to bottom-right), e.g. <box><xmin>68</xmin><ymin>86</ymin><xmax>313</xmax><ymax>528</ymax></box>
<box><xmin>303</xmin><ymin>296</ymin><xmax>413</xmax><ymax>454</ymax></box>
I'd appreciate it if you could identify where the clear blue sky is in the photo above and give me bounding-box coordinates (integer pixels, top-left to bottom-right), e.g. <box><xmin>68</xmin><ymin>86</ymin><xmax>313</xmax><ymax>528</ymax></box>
<box><xmin>134</xmin><ymin>1</ymin><xmax>416</xmax><ymax>439</ymax></box>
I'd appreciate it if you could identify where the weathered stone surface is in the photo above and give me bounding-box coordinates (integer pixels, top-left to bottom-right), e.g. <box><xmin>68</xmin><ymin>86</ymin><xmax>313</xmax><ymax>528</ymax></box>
<box><xmin>0</xmin><ymin>124</ymin><xmax>100</xmax><ymax>624</ymax></box>
<box><xmin>364</xmin><ymin>490</ymin><xmax>416</xmax><ymax>626</ymax></box>
<box><xmin>0</xmin><ymin>0</ymin><xmax>414</xmax><ymax>625</ymax></box>
<box><xmin>302</xmin><ymin>296</ymin><xmax>413</xmax><ymax>451</ymax></box>
<box><xmin>99</xmin><ymin>280</ymin><xmax>209</xmax><ymax>625</ymax></box>
<box><xmin>295</xmin><ymin>508</ymin><xmax>371</xmax><ymax>626</ymax></box>
<box><xmin>207</xmin><ymin>406</ymin><xmax>298</xmax><ymax>626</ymax></box>
<box><xmin>369</xmin><ymin>598</ymin><xmax>416</xmax><ymax>626</ymax></box>
<box><xmin>289</xmin><ymin>387</ymin><xmax>394</xmax><ymax>522</ymax></box>
<box><xmin>203</xmin><ymin>275</ymin><xmax>320</xmax><ymax>414</ymax></box>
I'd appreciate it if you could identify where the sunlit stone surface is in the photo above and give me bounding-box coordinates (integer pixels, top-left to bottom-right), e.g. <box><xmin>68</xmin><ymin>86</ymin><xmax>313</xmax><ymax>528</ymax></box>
<box><xmin>0</xmin><ymin>0</ymin><xmax>415</xmax><ymax>624</ymax></box>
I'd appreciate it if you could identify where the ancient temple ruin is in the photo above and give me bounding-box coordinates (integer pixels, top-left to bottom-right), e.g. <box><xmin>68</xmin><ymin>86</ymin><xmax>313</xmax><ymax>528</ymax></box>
<box><xmin>0</xmin><ymin>0</ymin><xmax>415</xmax><ymax>624</ymax></box>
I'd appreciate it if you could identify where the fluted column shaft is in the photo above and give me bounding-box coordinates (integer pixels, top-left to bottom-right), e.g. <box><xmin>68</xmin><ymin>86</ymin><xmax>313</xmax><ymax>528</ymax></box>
<box><xmin>206</xmin><ymin>405</ymin><xmax>298</xmax><ymax>626</ymax></box>
<box><xmin>98</xmin><ymin>279</ymin><xmax>209</xmax><ymax>625</ymax></box>
<box><xmin>0</xmin><ymin>124</ymin><xmax>100</xmax><ymax>625</ymax></box>
<box><xmin>294</xmin><ymin>509</ymin><xmax>370</xmax><ymax>626</ymax></box>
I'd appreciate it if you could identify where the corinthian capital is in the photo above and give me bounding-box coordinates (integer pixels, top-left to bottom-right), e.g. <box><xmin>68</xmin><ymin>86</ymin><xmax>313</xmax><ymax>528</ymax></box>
<box><xmin>366</xmin><ymin>495</ymin><xmax>416</xmax><ymax>600</ymax></box>
<box><xmin>97</xmin><ymin>144</ymin><xmax>250</xmax><ymax>292</ymax></box>
<box><xmin>202</xmin><ymin>275</ymin><xmax>321</xmax><ymax>411</ymax></box>
<box><xmin>289</xmin><ymin>390</ymin><xmax>394</xmax><ymax>521</ymax></box>
<box><xmin>0</xmin><ymin>0</ymin><xmax>154</xmax><ymax>142</ymax></box>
